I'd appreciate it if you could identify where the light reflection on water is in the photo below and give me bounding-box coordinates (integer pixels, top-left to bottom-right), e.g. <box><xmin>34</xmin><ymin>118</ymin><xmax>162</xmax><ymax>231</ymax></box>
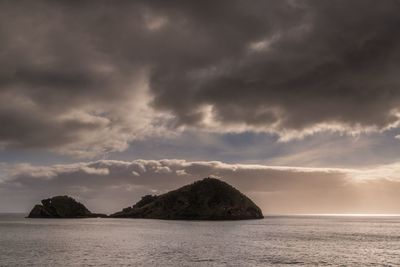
<box><xmin>1</xmin><ymin>214</ymin><xmax>400</xmax><ymax>266</ymax></box>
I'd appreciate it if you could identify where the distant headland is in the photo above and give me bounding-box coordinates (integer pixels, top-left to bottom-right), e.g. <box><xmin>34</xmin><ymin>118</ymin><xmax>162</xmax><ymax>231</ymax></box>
<box><xmin>27</xmin><ymin>178</ymin><xmax>264</xmax><ymax>220</ymax></box>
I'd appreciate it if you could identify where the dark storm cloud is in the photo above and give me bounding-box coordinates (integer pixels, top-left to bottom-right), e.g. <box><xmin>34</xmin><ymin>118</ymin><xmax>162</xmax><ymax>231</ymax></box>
<box><xmin>147</xmin><ymin>0</ymin><xmax>400</xmax><ymax>134</ymax></box>
<box><xmin>1</xmin><ymin>0</ymin><xmax>400</xmax><ymax>155</ymax></box>
<box><xmin>0</xmin><ymin>0</ymin><xmax>160</xmax><ymax>156</ymax></box>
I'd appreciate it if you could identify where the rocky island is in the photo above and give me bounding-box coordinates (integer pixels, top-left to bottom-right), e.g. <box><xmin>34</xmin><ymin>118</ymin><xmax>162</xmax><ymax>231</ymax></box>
<box><xmin>27</xmin><ymin>178</ymin><xmax>263</xmax><ymax>220</ymax></box>
<box><xmin>110</xmin><ymin>177</ymin><xmax>264</xmax><ymax>220</ymax></box>
<box><xmin>27</xmin><ymin>195</ymin><xmax>107</xmax><ymax>218</ymax></box>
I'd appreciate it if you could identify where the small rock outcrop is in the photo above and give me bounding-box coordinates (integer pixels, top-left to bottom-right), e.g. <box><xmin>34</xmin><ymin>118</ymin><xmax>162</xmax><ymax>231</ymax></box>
<box><xmin>27</xmin><ymin>196</ymin><xmax>107</xmax><ymax>218</ymax></box>
<box><xmin>110</xmin><ymin>178</ymin><xmax>264</xmax><ymax>220</ymax></box>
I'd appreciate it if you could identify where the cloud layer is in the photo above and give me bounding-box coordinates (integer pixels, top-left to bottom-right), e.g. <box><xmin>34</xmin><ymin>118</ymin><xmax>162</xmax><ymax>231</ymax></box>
<box><xmin>147</xmin><ymin>0</ymin><xmax>400</xmax><ymax>138</ymax></box>
<box><xmin>1</xmin><ymin>1</ymin><xmax>400</xmax><ymax>156</ymax></box>
<box><xmin>2</xmin><ymin>159</ymin><xmax>400</xmax><ymax>214</ymax></box>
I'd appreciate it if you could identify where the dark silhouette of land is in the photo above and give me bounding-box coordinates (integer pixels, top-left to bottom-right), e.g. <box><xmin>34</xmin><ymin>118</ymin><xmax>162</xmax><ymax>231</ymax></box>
<box><xmin>27</xmin><ymin>196</ymin><xmax>106</xmax><ymax>218</ymax></box>
<box><xmin>111</xmin><ymin>178</ymin><xmax>263</xmax><ymax>220</ymax></box>
<box><xmin>27</xmin><ymin>178</ymin><xmax>263</xmax><ymax>220</ymax></box>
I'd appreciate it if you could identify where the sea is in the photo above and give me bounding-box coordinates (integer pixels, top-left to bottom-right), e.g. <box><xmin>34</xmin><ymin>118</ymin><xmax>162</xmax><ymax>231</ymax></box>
<box><xmin>0</xmin><ymin>214</ymin><xmax>399</xmax><ymax>266</ymax></box>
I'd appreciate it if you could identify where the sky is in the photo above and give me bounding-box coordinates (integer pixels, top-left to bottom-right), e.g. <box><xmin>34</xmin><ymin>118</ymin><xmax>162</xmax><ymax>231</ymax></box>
<box><xmin>2</xmin><ymin>0</ymin><xmax>400</xmax><ymax>214</ymax></box>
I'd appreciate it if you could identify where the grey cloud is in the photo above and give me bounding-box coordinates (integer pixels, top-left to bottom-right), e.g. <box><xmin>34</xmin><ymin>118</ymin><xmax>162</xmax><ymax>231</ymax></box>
<box><xmin>1</xmin><ymin>0</ymin><xmax>400</xmax><ymax>156</ymax></box>
<box><xmin>0</xmin><ymin>0</ymin><xmax>164</xmax><ymax>156</ymax></box>
<box><xmin>2</xmin><ymin>159</ymin><xmax>400</xmax><ymax>214</ymax></box>
<box><xmin>148</xmin><ymin>0</ymin><xmax>400</xmax><ymax>136</ymax></box>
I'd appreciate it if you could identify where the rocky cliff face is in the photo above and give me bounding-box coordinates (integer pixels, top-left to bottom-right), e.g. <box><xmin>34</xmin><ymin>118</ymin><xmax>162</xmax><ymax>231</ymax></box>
<box><xmin>27</xmin><ymin>196</ymin><xmax>106</xmax><ymax>218</ymax></box>
<box><xmin>110</xmin><ymin>178</ymin><xmax>264</xmax><ymax>220</ymax></box>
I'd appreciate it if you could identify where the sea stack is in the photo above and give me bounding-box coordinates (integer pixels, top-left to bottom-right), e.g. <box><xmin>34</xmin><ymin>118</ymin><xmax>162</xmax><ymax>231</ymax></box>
<box><xmin>27</xmin><ymin>195</ymin><xmax>106</xmax><ymax>218</ymax></box>
<box><xmin>110</xmin><ymin>177</ymin><xmax>264</xmax><ymax>220</ymax></box>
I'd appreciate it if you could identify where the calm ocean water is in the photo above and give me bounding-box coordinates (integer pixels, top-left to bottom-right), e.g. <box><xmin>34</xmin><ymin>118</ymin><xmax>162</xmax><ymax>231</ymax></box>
<box><xmin>0</xmin><ymin>214</ymin><xmax>399</xmax><ymax>266</ymax></box>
